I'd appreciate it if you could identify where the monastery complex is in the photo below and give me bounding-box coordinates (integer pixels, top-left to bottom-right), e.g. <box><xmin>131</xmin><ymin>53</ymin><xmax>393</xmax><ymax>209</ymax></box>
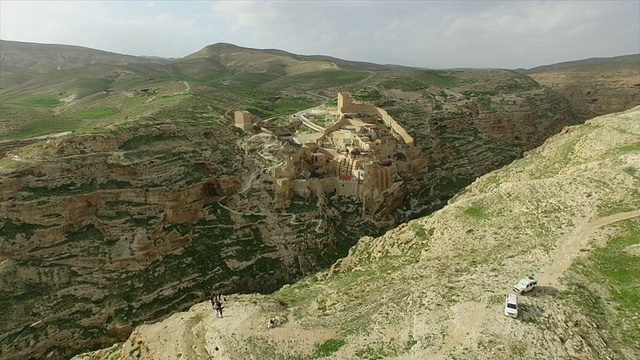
<box><xmin>269</xmin><ymin>93</ymin><xmax>417</xmax><ymax>215</ymax></box>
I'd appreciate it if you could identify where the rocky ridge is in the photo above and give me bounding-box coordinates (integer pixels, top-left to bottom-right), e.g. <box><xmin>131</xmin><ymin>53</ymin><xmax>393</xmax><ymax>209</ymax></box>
<box><xmin>76</xmin><ymin>106</ymin><xmax>640</xmax><ymax>360</ymax></box>
<box><xmin>526</xmin><ymin>54</ymin><xmax>640</xmax><ymax>120</ymax></box>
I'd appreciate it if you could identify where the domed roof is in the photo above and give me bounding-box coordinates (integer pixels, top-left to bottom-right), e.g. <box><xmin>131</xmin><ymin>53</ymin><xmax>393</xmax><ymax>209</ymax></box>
<box><xmin>350</xmin><ymin>148</ymin><xmax>361</xmax><ymax>155</ymax></box>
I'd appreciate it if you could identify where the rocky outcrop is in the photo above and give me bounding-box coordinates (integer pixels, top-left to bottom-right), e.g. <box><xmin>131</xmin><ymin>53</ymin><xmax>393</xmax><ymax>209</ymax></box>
<box><xmin>77</xmin><ymin>107</ymin><xmax>640</xmax><ymax>360</ymax></box>
<box><xmin>527</xmin><ymin>58</ymin><xmax>640</xmax><ymax>119</ymax></box>
<box><xmin>381</xmin><ymin>69</ymin><xmax>578</xmax><ymax>218</ymax></box>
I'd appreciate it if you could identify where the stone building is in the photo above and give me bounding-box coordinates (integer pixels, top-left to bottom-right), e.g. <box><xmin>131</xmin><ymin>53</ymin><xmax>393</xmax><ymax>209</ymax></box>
<box><xmin>269</xmin><ymin>92</ymin><xmax>415</xmax><ymax>215</ymax></box>
<box><xmin>234</xmin><ymin>111</ymin><xmax>253</xmax><ymax>131</ymax></box>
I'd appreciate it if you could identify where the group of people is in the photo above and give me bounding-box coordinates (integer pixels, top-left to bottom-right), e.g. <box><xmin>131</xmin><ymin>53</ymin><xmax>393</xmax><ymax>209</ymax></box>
<box><xmin>211</xmin><ymin>292</ymin><xmax>225</xmax><ymax>318</ymax></box>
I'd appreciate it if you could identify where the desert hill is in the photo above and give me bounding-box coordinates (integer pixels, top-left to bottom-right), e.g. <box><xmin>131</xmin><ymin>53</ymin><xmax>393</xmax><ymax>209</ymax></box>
<box><xmin>0</xmin><ymin>40</ymin><xmax>169</xmax><ymax>89</ymax></box>
<box><xmin>76</xmin><ymin>106</ymin><xmax>640</xmax><ymax>360</ymax></box>
<box><xmin>1</xmin><ymin>42</ymin><xmax>636</xmax><ymax>359</ymax></box>
<box><xmin>518</xmin><ymin>53</ymin><xmax>639</xmax><ymax>74</ymax></box>
<box><xmin>520</xmin><ymin>53</ymin><xmax>640</xmax><ymax>120</ymax></box>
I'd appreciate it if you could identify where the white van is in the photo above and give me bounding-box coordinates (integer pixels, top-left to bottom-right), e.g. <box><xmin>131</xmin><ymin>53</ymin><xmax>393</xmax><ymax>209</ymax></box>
<box><xmin>504</xmin><ymin>294</ymin><xmax>518</xmax><ymax>318</ymax></box>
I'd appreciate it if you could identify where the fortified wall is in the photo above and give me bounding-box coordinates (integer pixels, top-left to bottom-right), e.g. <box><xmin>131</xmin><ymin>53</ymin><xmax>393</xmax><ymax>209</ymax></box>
<box><xmin>338</xmin><ymin>93</ymin><xmax>414</xmax><ymax>146</ymax></box>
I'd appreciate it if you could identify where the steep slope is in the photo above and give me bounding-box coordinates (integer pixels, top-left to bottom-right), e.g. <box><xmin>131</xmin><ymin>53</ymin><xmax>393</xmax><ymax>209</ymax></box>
<box><xmin>77</xmin><ymin>106</ymin><xmax>640</xmax><ymax>360</ymax></box>
<box><xmin>0</xmin><ymin>42</ymin><xmax>580</xmax><ymax>359</ymax></box>
<box><xmin>356</xmin><ymin>68</ymin><xmax>578</xmax><ymax>219</ymax></box>
<box><xmin>522</xmin><ymin>54</ymin><xmax>640</xmax><ymax>120</ymax></box>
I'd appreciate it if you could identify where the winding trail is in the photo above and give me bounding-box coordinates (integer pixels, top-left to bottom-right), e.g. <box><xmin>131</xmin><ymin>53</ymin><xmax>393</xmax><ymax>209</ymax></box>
<box><xmin>293</xmin><ymin>109</ymin><xmax>326</xmax><ymax>132</ymax></box>
<box><xmin>537</xmin><ymin>208</ymin><xmax>640</xmax><ymax>287</ymax></box>
<box><xmin>358</xmin><ymin>71</ymin><xmax>375</xmax><ymax>84</ymax></box>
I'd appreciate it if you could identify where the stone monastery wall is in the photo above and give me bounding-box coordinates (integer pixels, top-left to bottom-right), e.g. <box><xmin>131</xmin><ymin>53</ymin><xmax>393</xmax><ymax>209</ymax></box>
<box><xmin>338</xmin><ymin>93</ymin><xmax>414</xmax><ymax>146</ymax></box>
<box><xmin>375</xmin><ymin>108</ymin><xmax>414</xmax><ymax>146</ymax></box>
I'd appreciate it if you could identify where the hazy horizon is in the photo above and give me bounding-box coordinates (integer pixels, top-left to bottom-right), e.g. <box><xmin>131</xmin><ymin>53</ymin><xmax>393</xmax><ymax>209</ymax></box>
<box><xmin>1</xmin><ymin>0</ymin><xmax>639</xmax><ymax>69</ymax></box>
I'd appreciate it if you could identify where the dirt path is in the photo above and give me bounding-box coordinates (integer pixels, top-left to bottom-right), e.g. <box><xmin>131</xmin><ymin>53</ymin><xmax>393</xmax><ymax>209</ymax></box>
<box><xmin>538</xmin><ymin>209</ymin><xmax>640</xmax><ymax>287</ymax></box>
<box><xmin>432</xmin><ymin>209</ymin><xmax>640</xmax><ymax>358</ymax></box>
<box><xmin>358</xmin><ymin>71</ymin><xmax>375</xmax><ymax>84</ymax></box>
<box><xmin>0</xmin><ymin>131</ymin><xmax>72</xmax><ymax>145</ymax></box>
<box><xmin>433</xmin><ymin>298</ymin><xmax>488</xmax><ymax>359</ymax></box>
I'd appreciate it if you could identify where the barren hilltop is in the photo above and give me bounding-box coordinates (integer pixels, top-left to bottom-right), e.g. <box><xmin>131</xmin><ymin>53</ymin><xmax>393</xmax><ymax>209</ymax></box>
<box><xmin>77</xmin><ymin>106</ymin><xmax>640</xmax><ymax>360</ymax></box>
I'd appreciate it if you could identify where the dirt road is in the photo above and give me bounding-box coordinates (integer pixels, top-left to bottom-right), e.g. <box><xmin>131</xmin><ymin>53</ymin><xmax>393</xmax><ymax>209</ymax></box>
<box><xmin>538</xmin><ymin>208</ymin><xmax>640</xmax><ymax>287</ymax></box>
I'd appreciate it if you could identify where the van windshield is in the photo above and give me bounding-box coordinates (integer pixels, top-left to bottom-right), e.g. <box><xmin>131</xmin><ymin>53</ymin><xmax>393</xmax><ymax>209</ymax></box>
<box><xmin>507</xmin><ymin>303</ymin><xmax>517</xmax><ymax>309</ymax></box>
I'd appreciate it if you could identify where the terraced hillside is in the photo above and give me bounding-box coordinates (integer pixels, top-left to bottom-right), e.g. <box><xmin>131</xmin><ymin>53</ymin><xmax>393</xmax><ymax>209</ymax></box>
<box><xmin>78</xmin><ymin>106</ymin><xmax>640</xmax><ymax>360</ymax></box>
<box><xmin>0</xmin><ymin>42</ymin><xmax>581</xmax><ymax>359</ymax></box>
<box><xmin>522</xmin><ymin>54</ymin><xmax>640</xmax><ymax>120</ymax></box>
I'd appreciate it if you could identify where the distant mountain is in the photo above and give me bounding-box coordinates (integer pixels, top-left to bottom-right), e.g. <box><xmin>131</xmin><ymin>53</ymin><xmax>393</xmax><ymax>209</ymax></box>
<box><xmin>0</xmin><ymin>40</ymin><xmax>170</xmax><ymax>89</ymax></box>
<box><xmin>516</xmin><ymin>53</ymin><xmax>639</xmax><ymax>74</ymax></box>
<box><xmin>517</xmin><ymin>54</ymin><xmax>640</xmax><ymax>119</ymax></box>
<box><xmin>0</xmin><ymin>40</ymin><xmax>168</xmax><ymax>73</ymax></box>
<box><xmin>178</xmin><ymin>42</ymin><xmax>388</xmax><ymax>79</ymax></box>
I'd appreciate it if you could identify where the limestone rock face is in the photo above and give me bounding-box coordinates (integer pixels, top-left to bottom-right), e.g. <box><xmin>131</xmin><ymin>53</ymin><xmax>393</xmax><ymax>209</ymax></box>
<box><xmin>77</xmin><ymin>107</ymin><xmax>640</xmax><ymax>360</ymax></box>
<box><xmin>527</xmin><ymin>56</ymin><xmax>640</xmax><ymax>119</ymax></box>
<box><xmin>1</xmin><ymin>71</ymin><xmax>580</xmax><ymax>359</ymax></box>
<box><xmin>380</xmin><ymin>69</ymin><xmax>578</xmax><ymax>219</ymax></box>
<box><xmin>0</xmin><ymin>119</ymin><xmax>392</xmax><ymax>359</ymax></box>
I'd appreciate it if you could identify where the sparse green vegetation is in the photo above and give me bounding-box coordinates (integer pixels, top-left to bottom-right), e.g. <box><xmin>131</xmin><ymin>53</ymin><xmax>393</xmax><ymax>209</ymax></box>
<box><xmin>21</xmin><ymin>97</ymin><xmax>62</xmax><ymax>107</ymax></box>
<box><xmin>354</xmin><ymin>341</ymin><xmax>396</xmax><ymax>359</ymax></box>
<box><xmin>70</xmin><ymin>108</ymin><xmax>119</xmax><ymax>119</ymax></box>
<box><xmin>312</xmin><ymin>338</ymin><xmax>346</xmax><ymax>358</ymax></box>
<box><xmin>613</xmin><ymin>142</ymin><xmax>640</xmax><ymax>155</ymax></box>
<box><xmin>410</xmin><ymin>222</ymin><xmax>432</xmax><ymax>240</ymax></box>
<box><xmin>464</xmin><ymin>205</ymin><xmax>487</xmax><ymax>219</ymax></box>
<box><xmin>1</xmin><ymin>115</ymin><xmax>86</xmax><ymax>139</ymax></box>
<box><xmin>266</xmin><ymin>69</ymin><xmax>368</xmax><ymax>91</ymax></box>
<box><xmin>0</xmin><ymin>220</ymin><xmax>49</xmax><ymax>240</ymax></box>
<box><xmin>565</xmin><ymin>220</ymin><xmax>640</xmax><ymax>355</ymax></box>
<box><xmin>119</xmin><ymin>135</ymin><xmax>187</xmax><ymax>151</ymax></box>
<box><xmin>23</xmin><ymin>180</ymin><xmax>131</xmax><ymax>200</ymax></box>
<box><xmin>286</xmin><ymin>196</ymin><xmax>317</xmax><ymax>213</ymax></box>
<box><xmin>353</xmin><ymin>88</ymin><xmax>382</xmax><ymax>102</ymax></box>
<box><xmin>4</xmin><ymin>40</ymin><xmax>636</xmax><ymax>360</ymax></box>
<box><xmin>380</xmin><ymin>70</ymin><xmax>457</xmax><ymax>90</ymax></box>
<box><xmin>272</xmin><ymin>96</ymin><xmax>317</xmax><ymax>113</ymax></box>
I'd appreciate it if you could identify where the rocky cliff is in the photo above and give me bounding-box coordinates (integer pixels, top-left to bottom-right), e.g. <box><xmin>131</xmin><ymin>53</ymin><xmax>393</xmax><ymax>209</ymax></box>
<box><xmin>76</xmin><ymin>106</ymin><xmax>640</xmax><ymax>360</ymax></box>
<box><xmin>0</xmin><ymin>42</ymin><xmax>581</xmax><ymax>359</ymax></box>
<box><xmin>376</xmin><ymin>69</ymin><xmax>578</xmax><ymax>218</ymax></box>
<box><xmin>525</xmin><ymin>54</ymin><xmax>640</xmax><ymax>120</ymax></box>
